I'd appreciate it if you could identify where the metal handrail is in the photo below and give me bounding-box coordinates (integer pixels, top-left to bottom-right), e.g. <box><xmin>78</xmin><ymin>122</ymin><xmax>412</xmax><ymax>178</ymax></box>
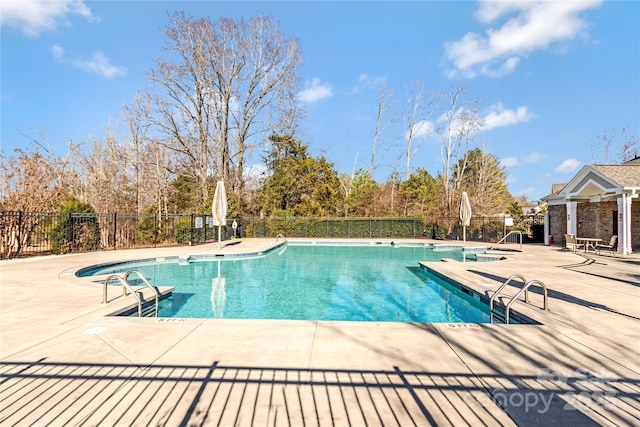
<box><xmin>504</xmin><ymin>279</ymin><xmax>549</xmax><ymax>323</ymax></box>
<box><xmin>489</xmin><ymin>274</ymin><xmax>529</xmax><ymax>313</ymax></box>
<box><xmin>124</xmin><ymin>270</ymin><xmax>159</xmax><ymax>317</ymax></box>
<box><xmin>102</xmin><ymin>270</ymin><xmax>159</xmax><ymax>317</ymax></box>
<box><xmin>489</xmin><ymin>230</ymin><xmax>523</xmax><ymax>250</ymax></box>
<box><xmin>275</xmin><ymin>233</ymin><xmax>286</xmax><ymax>242</ymax></box>
<box><xmin>103</xmin><ymin>274</ymin><xmax>143</xmax><ymax>317</ymax></box>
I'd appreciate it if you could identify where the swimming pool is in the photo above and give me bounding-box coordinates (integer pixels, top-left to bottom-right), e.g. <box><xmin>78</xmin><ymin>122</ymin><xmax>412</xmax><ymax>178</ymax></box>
<box><xmin>80</xmin><ymin>243</ymin><xmax>495</xmax><ymax>323</ymax></box>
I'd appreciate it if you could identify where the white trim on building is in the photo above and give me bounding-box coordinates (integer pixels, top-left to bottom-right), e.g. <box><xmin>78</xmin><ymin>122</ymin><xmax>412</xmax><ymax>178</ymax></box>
<box><xmin>542</xmin><ymin>163</ymin><xmax>639</xmax><ymax>255</ymax></box>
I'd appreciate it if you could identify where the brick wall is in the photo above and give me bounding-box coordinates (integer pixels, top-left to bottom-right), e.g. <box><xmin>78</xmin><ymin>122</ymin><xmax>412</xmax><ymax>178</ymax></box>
<box><xmin>548</xmin><ymin>204</ymin><xmax>566</xmax><ymax>244</ymax></box>
<box><xmin>576</xmin><ymin>201</ymin><xmax>615</xmax><ymax>240</ymax></box>
<box><xmin>548</xmin><ymin>200</ymin><xmax>640</xmax><ymax>250</ymax></box>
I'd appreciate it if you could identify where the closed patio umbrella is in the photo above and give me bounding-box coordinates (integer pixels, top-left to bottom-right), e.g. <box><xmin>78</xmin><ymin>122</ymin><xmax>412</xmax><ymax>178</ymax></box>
<box><xmin>460</xmin><ymin>191</ymin><xmax>472</xmax><ymax>244</ymax></box>
<box><xmin>212</xmin><ymin>180</ymin><xmax>228</xmax><ymax>249</ymax></box>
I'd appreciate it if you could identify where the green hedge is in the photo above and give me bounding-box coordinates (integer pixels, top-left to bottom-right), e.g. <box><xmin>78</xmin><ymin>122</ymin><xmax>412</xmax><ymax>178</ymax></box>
<box><xmin>243</xmin><ymin>217</ymin><xmax>424</xmax><ymax>238</ymax></box>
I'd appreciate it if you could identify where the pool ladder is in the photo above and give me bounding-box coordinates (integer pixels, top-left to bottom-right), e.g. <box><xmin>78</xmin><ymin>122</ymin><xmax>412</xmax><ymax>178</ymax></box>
<box><xmin>489</xmin><ymin>274</ymin><xmax>549</xmax><ymax>324</ymax></box>
<box><xmin>102</xmin><ymin>270</ymin><xmax>159</xmax><ymax>317</ymax></box>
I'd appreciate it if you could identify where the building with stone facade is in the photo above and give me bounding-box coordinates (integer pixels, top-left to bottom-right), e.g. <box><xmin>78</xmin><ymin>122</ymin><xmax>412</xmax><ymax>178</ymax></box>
<box><xmin>542</xmin><ymin>156</ymin><xmax>640</xmax><ymax>255</ymax></box>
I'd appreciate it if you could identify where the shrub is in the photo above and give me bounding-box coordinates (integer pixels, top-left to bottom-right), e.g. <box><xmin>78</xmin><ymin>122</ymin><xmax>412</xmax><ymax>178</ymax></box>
<box><xmin>423</xmin><ymin>222</ymin><xmax>447</xmax><ymax>239</ymax></box>
<box><xmin>51</xmin><ymin>198</ymin><xmax>100</xmax><ymax>254</ymax></box>
<box><xmin>175</xmin><ymin>217</ymin><xmax>192</xmax><ymax>244</ymax></box>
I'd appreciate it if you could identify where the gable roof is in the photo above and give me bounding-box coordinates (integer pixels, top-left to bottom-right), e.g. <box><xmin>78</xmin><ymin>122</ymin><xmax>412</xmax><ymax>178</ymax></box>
<box><xmin>542</xmin><ymin>163</ymin><xmax>640</xmax><ymax>203</ymax></box>
<box><xmin>623</xmin><ymin>156</ymin><xmax>640</xmax><ymax>165</ymax></box>
<box><xmin>590</xmin><ymin>164</ymin><xmax>640</xmax><ymax>188</ymax></box>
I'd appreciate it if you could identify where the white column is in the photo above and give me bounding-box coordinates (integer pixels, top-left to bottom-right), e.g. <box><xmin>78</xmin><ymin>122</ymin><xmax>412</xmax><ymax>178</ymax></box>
<box><xmin>618</xmin><ymin>194</ymin><xmax>633</xmax><ymax>255</ymax></box>
<box><xmin>566</xmin><ymin>201</ymin><xmax>577</xmax><ymax>236</ymax></box>
<box><xmin>544</xmin><ymin>212</ymin><xmax>550</xmax><ymax>245</ymax></box>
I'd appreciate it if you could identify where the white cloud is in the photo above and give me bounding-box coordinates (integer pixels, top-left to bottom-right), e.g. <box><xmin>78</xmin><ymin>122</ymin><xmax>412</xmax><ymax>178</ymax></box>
<box><xmin>501</xmin><ymin>157</ymin><xmax>520</xmax><ymax>168</ymax></box>
<box><xmin>483</xmin><ymin>102</ymin><xmax>535</xmax><ymax>131</ymax></box>
<box><xmin>52</xmin><ymin>44</ymin><xmax>126</xmax><ymax>79</ymax></box>
<box><xmin>358</xmin><ymin>73</ymin><xmax>388</xmax><ymax>87</ymax></box>
<box><xmin>444</xmin><ymin>0</ymin><xmax>602</xmax><ymax>78</ymax></box>
<box><xmin>1</xmin><ymin>0</ymin><xmax>95</xmax><ymax>37</ymax></box>
<box><xmin>519</xmin><ymin>187</ymin><xmax>538</xmax><ymax>198</ymax></box>
<box><xmin>523</xmin><ymin>151</ymin><xmax>543</xmax><ymax>163</ymax></box>
<box><xmin>406</xmin><ymin>120</ymin><xmax>434</xmax><ymax>140</ymax></box>
<box><xmin>298</xmin><ymin>78</ymin><xmax>333</xmax><ymax>104</ymax></box>
<box><xmin>475</xmin><ymin>1</ymin><xmax>528</xmax><ymax>24</ymax></box>
<box><xmin>435</xmin><ymin>102</ymin><xmax>533</xmax><ymax>139</ymax></box>
<box><xmin>349</xmin><ymin>73</ymin><xmax>388</xmax><ymax>95</ymax></box>
<box><xmin>501</xmin><ymin>151</ymin><xmax>545</xmax><ymax>168</ymax></box>
<box><xmin>555</xmin><ymin>158</ymin><xmax>582</xmax><ymax>173</ymax></box>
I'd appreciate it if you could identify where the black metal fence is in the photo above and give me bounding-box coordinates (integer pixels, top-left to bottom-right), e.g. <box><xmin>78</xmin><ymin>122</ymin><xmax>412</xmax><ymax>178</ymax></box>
<box><xmin>0</xmin><ymin>211</ymin><xmax>544</xmax><ymax>259</ymax></box>
<box><xmin>0</xmin><ymin>211</ymin><xmax>226</xmax><ymax>259</ymax></box>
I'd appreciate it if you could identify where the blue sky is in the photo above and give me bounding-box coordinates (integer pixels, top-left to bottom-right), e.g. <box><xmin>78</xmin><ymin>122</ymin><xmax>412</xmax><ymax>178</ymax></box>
<box><xmin>2</xmin><ymin>0</ymin><xmax>638</xmax><ymax>202</ymax></box>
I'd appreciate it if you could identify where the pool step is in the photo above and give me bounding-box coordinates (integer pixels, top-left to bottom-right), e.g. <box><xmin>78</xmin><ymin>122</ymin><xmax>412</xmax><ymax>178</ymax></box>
<box><xmin>476</xmin><ymin>254</ymin><xmax>507</xmax><ymax>262</ymax></box>
<box><xmin>141</xmin><ymin>303</ymin><xmax>158</xmax><ymax>318</ymax></box>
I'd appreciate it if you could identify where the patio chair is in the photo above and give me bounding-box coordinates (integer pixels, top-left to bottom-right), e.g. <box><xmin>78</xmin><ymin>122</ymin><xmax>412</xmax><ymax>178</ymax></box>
<box><xmin>596</xmin><ymin>235</ymin><xmax>617</xmax><ymax>255</ymax></box>
<box><xmin>564</xmin><ymin>234</ymin><xmax>584</xmax><ymax>253</ymax></box>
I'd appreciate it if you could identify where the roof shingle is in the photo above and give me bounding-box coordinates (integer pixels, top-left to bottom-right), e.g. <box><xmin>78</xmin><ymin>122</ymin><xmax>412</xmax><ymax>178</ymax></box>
<box><xmin>590</xmin><ymin>164</ymin><xmax>640</xmax><ymax>188</ymax></box>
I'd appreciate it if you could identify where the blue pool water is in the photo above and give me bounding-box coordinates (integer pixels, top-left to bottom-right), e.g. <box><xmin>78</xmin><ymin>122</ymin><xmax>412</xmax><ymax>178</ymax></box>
<box><xmin>82</xmin><ymin>244</ymin><xmax>492</xmax><ymax>323</ymax></box>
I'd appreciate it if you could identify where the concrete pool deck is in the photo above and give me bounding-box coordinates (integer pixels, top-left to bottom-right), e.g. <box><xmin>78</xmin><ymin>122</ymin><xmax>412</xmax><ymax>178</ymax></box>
<box><xmin>1</xmin><ymin>238</ymin><xmax>638</xmax><ymax>426</ymax></box>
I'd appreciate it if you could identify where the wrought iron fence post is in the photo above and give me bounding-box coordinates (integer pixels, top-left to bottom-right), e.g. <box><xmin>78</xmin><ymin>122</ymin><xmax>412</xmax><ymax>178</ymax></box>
<box><xmin>112</xmin><ymin>212</ymin><xmax>117</xmax><ymax>249</ymax></box>
<box><xmin>153</xmin><ymin>214</ymin><xmax>158</xmax><ymax>247</ymax></box>
<box><xmin>66</xmin><ymin>212</ymin><xmax>73</xmax><ymax>251</ymax></box>
<box><xmin>17</xmin><ymin>211</ymin><xmax>23</xmax><ymax>256</ymax></box>
<box><xmin>481</xmin><ymin>217</ymin><xmax>485</xmax><ymax>242</ymax></box>
<box><xmin>190</xmin><ymin>214</ymin><xmax>195</xmax><ymax>245</ymax></box>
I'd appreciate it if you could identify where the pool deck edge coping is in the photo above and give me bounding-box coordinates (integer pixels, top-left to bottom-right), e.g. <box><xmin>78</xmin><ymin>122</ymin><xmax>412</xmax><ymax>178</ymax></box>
<box><xmin>1</xmin><ymin>238</ymin><xmax>638</xmax><ymax>426</ymax></box>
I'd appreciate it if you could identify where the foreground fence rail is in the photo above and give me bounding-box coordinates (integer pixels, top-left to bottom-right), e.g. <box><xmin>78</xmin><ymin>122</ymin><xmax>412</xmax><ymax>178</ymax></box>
<box><xmin>0</xmin><ymin>211</ymin><xmax>544</xmax><ymax>259</ymax></box>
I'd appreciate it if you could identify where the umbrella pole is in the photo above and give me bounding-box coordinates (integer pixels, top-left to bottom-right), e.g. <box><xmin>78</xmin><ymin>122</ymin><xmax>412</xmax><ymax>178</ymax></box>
<box><xmin>463</xmin><ymin>226</ymin><xmax>466</xmax><ymax>244</ymax></box>
<box><xmin>218</xmin><ymin>225</ymin><xmax>221</xmax><ymax>249</ymax></box>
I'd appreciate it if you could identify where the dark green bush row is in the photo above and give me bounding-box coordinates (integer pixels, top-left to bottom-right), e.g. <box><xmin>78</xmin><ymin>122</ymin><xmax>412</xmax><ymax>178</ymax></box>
<box><xmin>241</xmin><ymin>217</ymin><xmax>524</xmax><ymax>243</ymax></box>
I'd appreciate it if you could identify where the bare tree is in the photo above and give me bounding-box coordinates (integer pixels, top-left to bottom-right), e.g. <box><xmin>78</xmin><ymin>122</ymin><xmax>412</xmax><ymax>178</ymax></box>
<box><xmin>370</xmin><ymin>86</ymin><xmax>395</xmax><ymax>177</ymax></box>
<box><xmin>230</xmin><ymin>16</ymin><xmax>304</xmax><ymax>210</ymax></box>
<box><xmin>148</xmin><ymin>13</ymin><xmax>304</xmax><ymax>211</ymax></box>
<box><xmin>149</xmin><ymin>12</ymin><xmax>214</xmax><ymax>207</ymax></box>
<box><xmin>121</xmin><ymin>93</ymin><xmax>153</xmax><ymax>213</ymax></box>
<box><xmin>401</xmin><ymin>79</ymin><xmax>436</xmax><ymax>181</ymax></box>
<box><xmin>450</xmin><ymin>107</ymin><xmax>482</xmax><ymax>197</ymax></box>
<box><xmin>21</xmin><ymin>130</ymin><xmax>80</xmax><ymax>193</ymax></box>
<box><xmin>589</xmin><ymin>127</ymin><xmax>639</xmax><ymax>164</ymax></box>
<box><xmin>148</xmin><ymin>142</ymin><xmax>173</xmax><ymax>216</ymax></box>
<box><xmin>437</xmin><ymin>86</ymin><xmax>482</xmax><ymax>215</ymax></box>
<box><xmin>79</xmin><ymin>125</ymin><xmax>135</xmax><ymax>213</ymax></box>
<box><xmin>0</xmin><ymin>150</ymin><xmax>65</xmax><ymax>257</ymax></box>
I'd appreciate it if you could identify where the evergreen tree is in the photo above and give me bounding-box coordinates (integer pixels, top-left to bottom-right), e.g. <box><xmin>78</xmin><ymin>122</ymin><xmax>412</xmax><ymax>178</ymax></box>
<box><xmin>344</xmin><ymin>170</ymin><xmax>379</xmax><ymax>217</ymax></box>
<box><xmin>400</xmin><ymin>168</ymin><xmax>438</xmax><ymax>216</ymax></box>
<box><xmin>453</xmin><ymin>148</ymin><xmax>512</xmax><ymax>216</ymax></box>
<box><xmin>262</xmin><ymin>135</ymin><xmax>342</xmax><ymax>216</ymax></box>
